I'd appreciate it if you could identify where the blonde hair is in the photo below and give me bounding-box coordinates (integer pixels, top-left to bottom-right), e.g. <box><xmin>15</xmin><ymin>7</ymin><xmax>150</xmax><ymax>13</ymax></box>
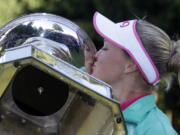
<box><xmin>136</xmin><ymin>20</ymin><xmax>180</xmax><ymax>90</ymax></box>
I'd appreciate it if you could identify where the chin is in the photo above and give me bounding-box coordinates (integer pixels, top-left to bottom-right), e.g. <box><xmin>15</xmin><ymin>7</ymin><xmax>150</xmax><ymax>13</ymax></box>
<box><xmin>92</xmin><ymin>72</ymin><xmax>106</xmax><ymax>82</ymax></box>
<box><xmin>92</xmin><ymin>72</ymin><xmax>100</xmax><ymax>79</ymax></box>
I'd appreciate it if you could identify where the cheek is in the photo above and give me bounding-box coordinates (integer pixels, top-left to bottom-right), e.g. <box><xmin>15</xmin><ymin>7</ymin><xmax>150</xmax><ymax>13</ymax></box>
<box><xmin>92</xmin><ymin>58</ymin><xmax>124</xmax><ymax>82</ymax></box>
<box><xmin>92</xmin><ymin>60</ymin><xmax>109</xmax><ymax>80</ymax></box>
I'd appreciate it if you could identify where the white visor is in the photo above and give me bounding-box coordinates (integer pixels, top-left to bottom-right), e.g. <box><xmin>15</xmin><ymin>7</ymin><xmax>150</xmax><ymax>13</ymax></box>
<box><xmin>93</xmin><ymin>12</ymin><xmax>159</xmax><ymax>85</ymax></box>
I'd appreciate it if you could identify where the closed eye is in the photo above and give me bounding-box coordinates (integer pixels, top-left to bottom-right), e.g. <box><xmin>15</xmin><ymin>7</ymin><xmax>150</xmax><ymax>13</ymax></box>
<box><xmin>102</xmin><ymin>47</ymin><xmax>108</xmax><ymax>51</ymax></box>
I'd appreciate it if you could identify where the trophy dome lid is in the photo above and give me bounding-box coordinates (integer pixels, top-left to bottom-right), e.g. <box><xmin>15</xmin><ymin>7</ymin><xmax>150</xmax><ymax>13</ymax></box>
<box><xmin>0</xmin><ymin>13</ymin><xmax>96</xmax><ymax>68</ymax></box>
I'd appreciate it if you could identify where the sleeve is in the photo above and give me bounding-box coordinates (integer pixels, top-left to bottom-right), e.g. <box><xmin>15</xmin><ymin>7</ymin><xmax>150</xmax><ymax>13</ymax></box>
<box><xmin>145</xmin><ymin>126</ymin><xmax>166</xmax><ymax>135</ymax></box>
<box><xmin>144</xmin><ymin>123</ymin><xmax>178</xmax><ymax>135</ymax></box>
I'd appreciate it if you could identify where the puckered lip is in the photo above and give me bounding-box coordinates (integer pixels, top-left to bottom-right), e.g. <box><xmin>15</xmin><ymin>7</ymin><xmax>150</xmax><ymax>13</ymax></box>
<box><xmin>92</xmin><ymin>61</ymin><xmax>97</xmax><ymax>67</ymax></box>
<box><xmin>92</xmin><ymin>63</ymin><xmax>96</xmax><ymax>72</ymax></box>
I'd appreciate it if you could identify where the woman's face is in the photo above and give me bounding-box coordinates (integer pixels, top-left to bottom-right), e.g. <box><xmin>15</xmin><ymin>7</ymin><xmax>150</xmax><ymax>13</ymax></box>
<box><xmin>92</xmin><ymin>40</ymin><xmax>130</xmax><ymax>84</ymax></box>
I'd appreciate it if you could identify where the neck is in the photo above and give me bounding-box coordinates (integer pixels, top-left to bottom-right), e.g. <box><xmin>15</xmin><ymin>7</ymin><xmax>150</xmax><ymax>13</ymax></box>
<box><xmin>110</xmin><ymin>75</ymin><xmax>151</xmax><ymax>103</ymax></box>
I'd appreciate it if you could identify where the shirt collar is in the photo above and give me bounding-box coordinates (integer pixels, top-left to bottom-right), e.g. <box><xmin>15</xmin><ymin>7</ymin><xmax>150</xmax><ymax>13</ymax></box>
<box><xmin>122</xmin><ymin>94</ymin><xmax>156</xmax><ymax>124</ymax></box>
<box><xmin>120</xmin><ymin>93</ymin><xmax>151</xmax><ymax>111</ymax></box>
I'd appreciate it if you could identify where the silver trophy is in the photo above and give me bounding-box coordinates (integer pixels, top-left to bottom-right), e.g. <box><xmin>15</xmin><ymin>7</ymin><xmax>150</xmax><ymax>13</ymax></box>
<box><xmin>0</xmin><ymin>13</ymin><xmax>127</xmax><ymax>135</ymax></box>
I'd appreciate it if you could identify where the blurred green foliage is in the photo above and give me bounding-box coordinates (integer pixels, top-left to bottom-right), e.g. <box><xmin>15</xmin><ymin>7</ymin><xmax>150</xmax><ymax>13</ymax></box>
<box><xmin>1</xmin><ymin>0</ymin><xmax>179</xmax><ymax>48</ymax></box>
<box><xmin>0</xmin><ymin>0</ymin><xmax>180</xmax><ymax>133</ymax></box>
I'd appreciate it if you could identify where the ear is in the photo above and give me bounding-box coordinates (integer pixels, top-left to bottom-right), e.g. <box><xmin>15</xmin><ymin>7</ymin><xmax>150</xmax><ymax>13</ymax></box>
<box><xmin>124</xmin><ymin>60</ymin><xmax>138</xmax><ymax>73</ymax></box>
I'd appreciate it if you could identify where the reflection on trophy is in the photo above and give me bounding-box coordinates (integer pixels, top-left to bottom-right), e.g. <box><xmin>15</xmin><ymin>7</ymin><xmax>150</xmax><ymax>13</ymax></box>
<box><xmin>0</xmin><ymin>13</ymin><xmax>127</xmax><ymax>135</ymax></box>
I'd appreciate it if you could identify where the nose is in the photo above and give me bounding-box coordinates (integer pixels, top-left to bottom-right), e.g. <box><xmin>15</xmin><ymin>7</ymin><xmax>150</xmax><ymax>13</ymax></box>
<box><xmin>94</xmin><ymin>50</ymin><xmax>101</xmax><ymax>62</ymax></box>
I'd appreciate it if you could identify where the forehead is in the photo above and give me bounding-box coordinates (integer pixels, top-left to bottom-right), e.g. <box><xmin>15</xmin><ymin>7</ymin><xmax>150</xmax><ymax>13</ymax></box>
<box><xmin>104</xmin><ymin>39</ymin><xmax>130</xmax><ymax>58</ymax></box>
<box><xmin>104</xmin><ymin>40</ymin><xmax>115</xmax><ymax>47</ymax></box>
<box><xmin>104</xmin><ymin>40</ymin><xmax>121</xmax><ymax>50</ymax></box>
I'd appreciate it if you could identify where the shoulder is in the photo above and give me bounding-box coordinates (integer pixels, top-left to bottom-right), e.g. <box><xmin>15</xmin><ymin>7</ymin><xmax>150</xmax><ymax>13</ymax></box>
<box><xmin>136</xmin><ymin>107</ymin><xmax>178</xmax><ymax>135</ymax></box>
<box><xmin>123</xmin><ymin>95</ymin><xmax>178</xmax><ymax>135</ymax></box>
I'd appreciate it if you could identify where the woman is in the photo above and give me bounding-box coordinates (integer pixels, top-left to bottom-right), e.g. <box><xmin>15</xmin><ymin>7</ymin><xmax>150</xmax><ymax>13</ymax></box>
<box><xmin>85</xmin><ymin>12</ymin><xmax>178</xmax><ymax>135</ymax></box>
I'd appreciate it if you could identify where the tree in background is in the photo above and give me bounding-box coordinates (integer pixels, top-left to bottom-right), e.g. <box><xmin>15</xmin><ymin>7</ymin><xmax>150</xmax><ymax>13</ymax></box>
<box><xmin>0</xmin><ymin>0</ymin><xmax>180</xmax><ymax>133</ymax></box>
